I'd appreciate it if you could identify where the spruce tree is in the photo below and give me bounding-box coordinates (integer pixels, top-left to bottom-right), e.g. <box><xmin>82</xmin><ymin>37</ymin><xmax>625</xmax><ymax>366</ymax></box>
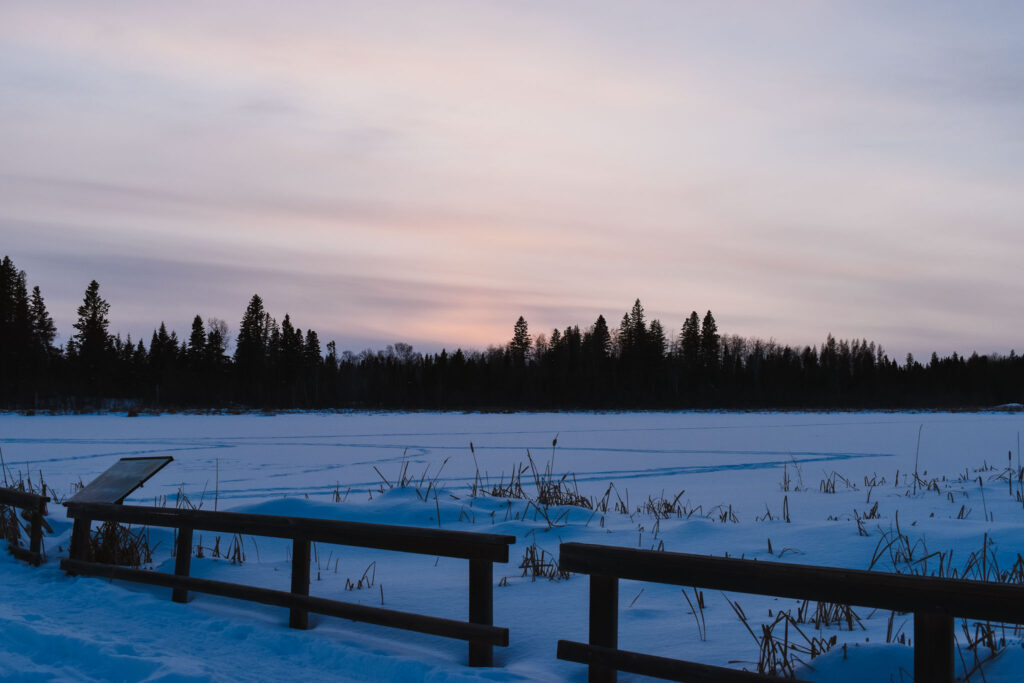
<box><xmin>304</xmin><ymin>329</ymin><xmax>322</xmax><ymax>366</ymax></box>
<box><xmin>629</xmin><ymin>299</ymin><xmax>648</xmax><ymax>348</ymax></box>
<box><xmin>73</xmin><ymin>281</ymin><xmax>111</xmax><ymax>351</ymax></box>
<box><xmin>235</xmin><ymin>295</ymin><xmax>268</xmax><ymax>369</ymax></box>
<box><xmin>699</xmin><ymin>310</ymin><xmax>720</xmax><ymax>368</ymax></box>
<box><xmin>72</xmin><ymin>280</ymin><xmax>113</xmax><ymax>397</ymax></box>
<box><xmin>585</xmin><ymin>314</ymin><xmax>611</xmax><ymax>359</ymax></box>
<box><xmin>0</xmin><ymin>257</ymin><xmax>33</xmax><ymax>403</ymax></box>
<box><xmin>648</xmin><ymin>319</ymin><xmax>667</xmax><ymax>359</ymax></box>
<box><xmin>235</xmin><ymin>294</ymin><xmax>270</xmax><ymax>403</ymax></box>
<box><xmin>549</xmin><ymin>328</ymin><xmax>562</xmax><ymax>351</ymax></box>
<box><xmin>204</xmin><ymin>318</ymin><xmax>229</xmax><ymax>367</ymax></box>
<box><xmin>280</xmin><ymin>314</ymin><xmax>303</xmax><ymax>366</ymax></box>
<box><xmin>509</xmin><ymin>316</ymin><xmax>531</xmax><ymax>365</ymax></box>
<box><xmin>0</xmin><ymin>257</ymin><xmax>30</xmax><ymax>347</ymax></box>
<box><xmin>617</xmin><ymin>313</ymin><xmax>632</xmax><ymax>355</ymax></box>
<box><xmin>680</xmin><ymin>311</ymin><xmax>701</xmax><ymax>368</ymax></box>
<box><xmin>29</xmin><ymin>286</ymin><xmax>56</xmax><ymax>354</ymax></box>
<box><xmin>187</xmin><ymin>315</ymin><xmax>206</xmax><ymax>364</ymax></box>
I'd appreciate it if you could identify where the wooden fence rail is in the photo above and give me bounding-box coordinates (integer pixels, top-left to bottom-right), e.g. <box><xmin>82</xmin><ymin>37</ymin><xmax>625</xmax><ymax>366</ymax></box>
<box><xmin>0</xmin><ymin>487</ymin><xmax>49</xmax><ymax>566</ymax></box>
<box><xmin>62</xmin><ymin>502</ymin><xmax>516</xmax><ymax>667</ymax></box>
<box><xmin>556</xmin><ymin>541</ymin><xmax>1024</xmax><ymax>683</ymax></box>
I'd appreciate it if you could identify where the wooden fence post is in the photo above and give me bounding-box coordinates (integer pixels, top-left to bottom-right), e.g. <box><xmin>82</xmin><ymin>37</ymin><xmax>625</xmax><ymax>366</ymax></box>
<box><xmin>914</xmin><ymin>610</ymin><xmax>954</xmax><ymax>683</ymax></box>
<box><xmin>589</xmin><ymin>574</ymin><xmax>618</xmax><ymax>683</ymax></box>
<box><xmin>468</xmin><ymin>558</ymin><xmax>493</xmax><ymax>666</ymax></box>
<box><xmin>69</xmin><ymin>517</ymin><xmax>92</xmax><ymax>568</ymax></box>
<box><xmin>28</xmin><ymin>497</ymin><xmax>45</xmax><ymax>565</ymax></box>
<box><xmin>172</xmin><ymin>527</ymin><xmax>193</xmax><ymax>603</ymax></box>
<box><xmin>290</xmin><ymin>537</ymin><xmax>311</xmax><ymax>629</ymax></box>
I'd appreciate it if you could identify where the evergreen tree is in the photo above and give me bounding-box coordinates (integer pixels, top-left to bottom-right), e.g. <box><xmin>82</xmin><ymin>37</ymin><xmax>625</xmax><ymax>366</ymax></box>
<box><xmin>187</xmin><ymin>315</ymin><xmax>206</xmax><ymax>365</ymax></box>
<box><xmin>0</xmin><ymin>257</ymin><xmax>30</xmax><ymax>343</ymax></box>
<box><xmin>509</xmin><ymin>316</ymin><xmax>531</xmax><ymax>365</ymax></box>
<box><xmin>648</xmin><ymin>319</ymin><xmax>667</xmax><ymax>359</ymax></box>
<box><xmin>149</xmin><ymin>323</ymin><xmax>179</xmax><ymax>370</ymax></box>
<box><xmin>629</xmin><ymin>299</ymin><xmax>647</xmax><ymax>348</ymax></box>
<box><xmin>549</xmin><ymin>328</ymin><xmax>562</xmax><ymax>351</ymax></box>
<box><xmin>680</xmin><ymin>311</ymin><xmax>701</xmax><ymax>368</ymax></box>
<box><xmin>324</xmin><ymin>340</ymin><xmax>339</xmax><ymax>373</ymax></box>
<box><xmin>133</xmin><ymin>338</ymin><xmax>148</xmax><ymax>366</ymax></box>
<box><xmin>699</xmin><ymin>310</ymin><xmax>720</xmax><ymax>368</ymax></box>
<box><xmin>280</xmin><ymin>314</ymin><xmax>303</xmax><ymax>366</ymax></box>
<box><xmin>29</xmin><ymin>286</ymin><xmax>56</xmax><ymax>354</ymax></box>
<box><xmin>584</xmin><ymin>314</ymin><xmax>612</xmax><ymax>359</ymax></box>
<box><xmin>0</xmin><ymin>257</ymin><xmax>34</xmax><ymax>403</ymax></box>
<box><xmin>72</xmin><ymin>280</ymin><xmax>113</xmax><ymax>397</ymax></box>
<box><xmin>74</xmin><ymin>281</ymin><xmax>111</xmax><ymax>352</ymax></box>
<box><xmin>617</xmin><ymin>299</ymin><xmax>648</xmax><ymax>356</ymax></box>
<box><xmin>235</xmin><ymin>294</ymin><xmax>270</xmax><ymax>402</ymax></box>
<box><xmin>616</xmin><ymin>313</ymin><xmax>632</xmax><ymax>355</ymax></box>
<box><xmin>235</xmin><ymin>295</ymin><xmax>268</xmax><ymax>369</ymax></box>
<box><xmin>204</xmin><ymin>318</ymin><xmax>229</xmax><ymax>367</ymax></box>
<box><xmin>304</xmin><ymin>329</ymin><xmax>322</xmax><ymax>366</ymax></box>
<box><xmin>5</xmin><ymin>271</ymin><xmax>1024</xmax><ymax>410</ymax></box>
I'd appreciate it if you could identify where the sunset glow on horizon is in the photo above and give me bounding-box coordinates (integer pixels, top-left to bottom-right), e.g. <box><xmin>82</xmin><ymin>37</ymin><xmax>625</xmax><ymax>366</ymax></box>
<box><xmin>3</xmin><ymin>2</ymin><xmax>1023</xmax><ymax>358</ymax></box>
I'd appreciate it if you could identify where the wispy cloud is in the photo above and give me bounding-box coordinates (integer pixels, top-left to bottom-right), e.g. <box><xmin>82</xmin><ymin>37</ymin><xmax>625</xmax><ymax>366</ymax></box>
<box><xmin>2</xmin><ymin>2</ymin><xmax>1022</xmax><ymax>357</ymax></box>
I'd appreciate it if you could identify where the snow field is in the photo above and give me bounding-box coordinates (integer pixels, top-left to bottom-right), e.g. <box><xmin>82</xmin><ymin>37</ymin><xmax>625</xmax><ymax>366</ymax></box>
<box><xmin>2</xmin><ymin>411</ymin><xmax>1024</xmax><ymax>681</ymax></box>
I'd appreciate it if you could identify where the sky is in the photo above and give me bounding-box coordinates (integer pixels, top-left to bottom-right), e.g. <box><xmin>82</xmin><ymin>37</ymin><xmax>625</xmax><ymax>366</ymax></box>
<box><xmin>2</xmin><ymin>2</ymin><xmax>1023</xmax><ymax>359</ymax></box>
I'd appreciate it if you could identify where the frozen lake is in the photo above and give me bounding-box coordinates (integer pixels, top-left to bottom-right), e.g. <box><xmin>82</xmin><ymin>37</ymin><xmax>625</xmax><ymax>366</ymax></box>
<box><xmin>4</xmin><ymin>410</ymin><xmax>1022</xmax><ymax>510</ymax></box>
<box><xmin>2</xmin><ymin>411</ymin><xmax>1024</xmax><ymax>681</ymax></box>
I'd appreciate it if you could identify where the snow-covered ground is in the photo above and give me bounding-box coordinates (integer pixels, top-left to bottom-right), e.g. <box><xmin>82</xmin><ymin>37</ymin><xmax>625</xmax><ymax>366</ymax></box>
<box><xmin>2</xmin><ymin>411</ymin><xmax>1024</xmax><ymax>681</ymax></box>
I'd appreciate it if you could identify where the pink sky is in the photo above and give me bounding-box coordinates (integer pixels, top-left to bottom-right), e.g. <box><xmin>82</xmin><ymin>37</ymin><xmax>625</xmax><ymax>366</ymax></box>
<box><xmin>3</xmin><ymin>2</ymin><xmax>1023</xmax><ymax>357</ymax></box>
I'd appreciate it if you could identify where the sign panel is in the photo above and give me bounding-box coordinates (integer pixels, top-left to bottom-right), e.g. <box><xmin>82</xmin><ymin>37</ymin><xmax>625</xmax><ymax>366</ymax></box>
<box><xmin>68</xmin><ymin>456</ymin><xmax>174</xmax><ymax>505</ymax></box>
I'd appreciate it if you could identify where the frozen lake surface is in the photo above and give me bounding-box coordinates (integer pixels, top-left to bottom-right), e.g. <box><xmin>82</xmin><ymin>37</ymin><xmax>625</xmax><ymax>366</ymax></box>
<box><xmin>2</xmin><ymin>411</ymin><xmax>1024</xmax><ymax>681</ymax></box>
<box><xmin>7</xmin><ymin>410</ymin><xmax>1020</xmax><ymax>507</ymax></box>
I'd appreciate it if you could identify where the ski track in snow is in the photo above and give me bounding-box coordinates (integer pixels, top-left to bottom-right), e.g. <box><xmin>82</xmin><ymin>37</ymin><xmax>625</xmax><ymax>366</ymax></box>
<box><xmin>3</xmin><ymin>421</ymin><xmax>900</xmax><ymax>502</ymax></box>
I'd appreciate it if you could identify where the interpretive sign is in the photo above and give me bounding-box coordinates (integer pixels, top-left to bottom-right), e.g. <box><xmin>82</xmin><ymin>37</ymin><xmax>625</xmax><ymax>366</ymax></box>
<box><xmin>67</xmin><ymin>456</ymin><xmax>173</xmax><ymax>505</ymax></box>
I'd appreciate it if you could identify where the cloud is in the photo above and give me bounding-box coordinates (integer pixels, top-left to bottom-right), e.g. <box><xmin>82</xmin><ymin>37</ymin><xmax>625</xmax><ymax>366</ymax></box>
<box><xmin>2</xmin><ymin>2</ymin><xmax>1023</xmax><ymax>359</ymax></box>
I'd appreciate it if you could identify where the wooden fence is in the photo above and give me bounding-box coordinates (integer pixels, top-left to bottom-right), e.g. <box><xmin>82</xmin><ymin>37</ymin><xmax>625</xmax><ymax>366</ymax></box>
<box><xmin>62</xmin><ymin>502</ymin><xmax>516</xmax><ymax>666</ymax></box>
<box><xmin>556</xmin><ymin>541</ymin><xmax>1024</xmax><ymax>683</ymax></box>
<box><xmin>0</xmin><ymin>487</ymin><xmax>49</xmax><ymax>566</ymax></box>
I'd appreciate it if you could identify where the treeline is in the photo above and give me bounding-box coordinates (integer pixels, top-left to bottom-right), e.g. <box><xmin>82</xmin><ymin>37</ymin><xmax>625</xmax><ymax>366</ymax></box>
<box><xmin>1</xmin><ymin>255</ymin><xmax>1022</xmax><ymax>411</ymax></box>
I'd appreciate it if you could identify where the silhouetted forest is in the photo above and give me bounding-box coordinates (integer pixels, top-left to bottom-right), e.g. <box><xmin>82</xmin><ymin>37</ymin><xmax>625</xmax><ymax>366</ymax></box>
<box><xmin>2</xmin><ymin>255</ymin><xmax>1022</xmax><ymax>411</ymax></box>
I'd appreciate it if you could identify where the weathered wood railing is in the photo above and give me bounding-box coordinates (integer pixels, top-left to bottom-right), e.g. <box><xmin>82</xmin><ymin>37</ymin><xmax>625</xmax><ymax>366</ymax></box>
<box><xmin>557</xmin><ymin>542</ymin><xmax>1024</xmax><ymax>682</ymax></box>
<box><xmin>0</xmin><ymin>487</ymin><xmax>49</xmax><ymax>566</ymax></box>
<box><xmin>62</xmin><ymin>502</ymin><xmax>516</xmax><ymax>666</ymax></box>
